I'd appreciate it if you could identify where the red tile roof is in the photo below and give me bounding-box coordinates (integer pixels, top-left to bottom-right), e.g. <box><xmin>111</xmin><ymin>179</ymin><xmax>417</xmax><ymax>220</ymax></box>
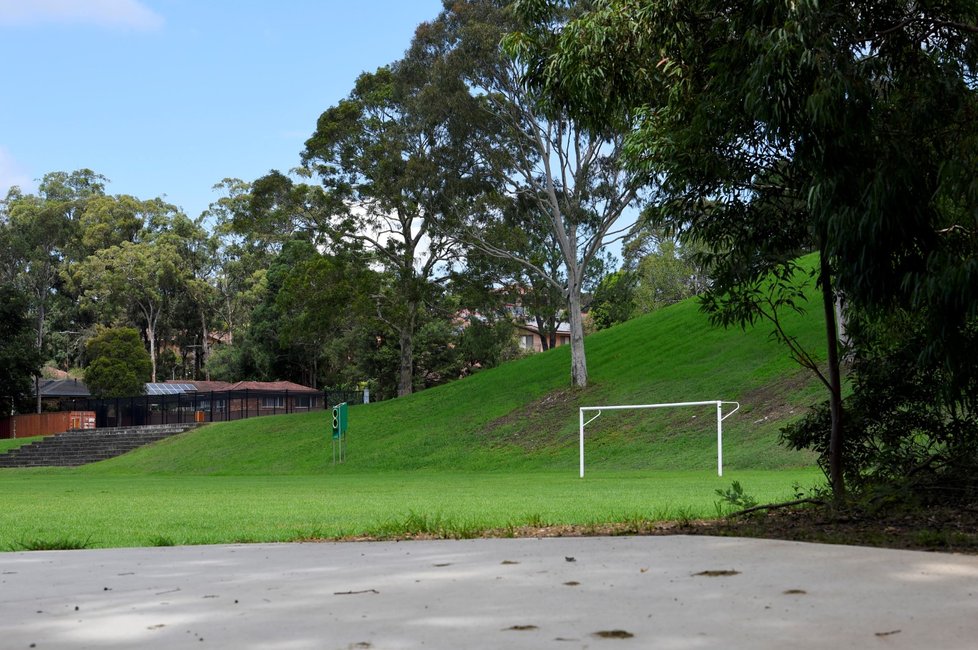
<box><xmin>228</xmin><ymin>381</ymin><xmax>321</xmax><ymax>393</ymax></box>
<box><xmin>165</xmin><ymin>380</ymin><xmax>319</xmax><ymax>393</ymax></box>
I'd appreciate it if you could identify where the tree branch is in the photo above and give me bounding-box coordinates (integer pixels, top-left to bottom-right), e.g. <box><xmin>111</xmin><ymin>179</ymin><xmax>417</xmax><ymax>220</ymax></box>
<box><xmin>729</xmin><ymin>497</ymin><xmax>825</xmax><ymax>517</ymax></box>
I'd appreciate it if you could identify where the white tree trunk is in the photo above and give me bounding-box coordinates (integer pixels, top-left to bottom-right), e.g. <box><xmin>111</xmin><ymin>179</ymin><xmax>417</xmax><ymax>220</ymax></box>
<box><xmin>145</xmin><ymin>305</ymin><xmax>161</xmax><ymax>384</ymax></box>
<box><xmin>567</xmin><ymin>283</ymin><xmax>588</xmax><ymax>388</ymax></box>
<box><xmin>200</xmin><ymin>308</ymin><xmax>210</xmax><ymax>381</ymax></box>
<box><xmin>147</xmin><ymin>323</ymin><xmax>158</xmax><ymax>383</ymax></box>
<box><xmin>834</xmin><ymin>293</ymin><xmax>850</xmax><ymax>360</ymax></box>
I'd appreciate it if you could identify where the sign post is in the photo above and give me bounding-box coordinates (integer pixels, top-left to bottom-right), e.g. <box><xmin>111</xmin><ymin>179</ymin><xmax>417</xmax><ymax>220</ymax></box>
<box><xmin>331</xmin><ymin>402</ymin><xmax>349</xmax><ymax>465</ymax></box>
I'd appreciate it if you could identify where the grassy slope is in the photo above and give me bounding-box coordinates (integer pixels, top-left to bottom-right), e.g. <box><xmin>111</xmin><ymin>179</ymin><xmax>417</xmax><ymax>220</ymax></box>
<box><xmin>79</xmin><ymin>255</ymin><xmax>828</xmax><ymax>477</ymax></box>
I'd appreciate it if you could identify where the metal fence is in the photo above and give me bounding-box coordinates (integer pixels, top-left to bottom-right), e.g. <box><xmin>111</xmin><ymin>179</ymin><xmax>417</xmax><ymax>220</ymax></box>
<box><xmin>57</xmin><ymin>389</ymin><xmax>366</xmax><ymax>429</ymax></box>
<box><xmin>324</xmin><ymin>390</ymin><xmax>367</xmax><ymax>410</ymax></box>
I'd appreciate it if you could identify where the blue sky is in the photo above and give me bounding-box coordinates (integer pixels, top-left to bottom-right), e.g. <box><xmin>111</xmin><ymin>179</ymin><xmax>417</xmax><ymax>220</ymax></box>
<box><xmin>0</xmin><ymin>0</ymin><xmax>445</xmax><ymax>220</ymax></box>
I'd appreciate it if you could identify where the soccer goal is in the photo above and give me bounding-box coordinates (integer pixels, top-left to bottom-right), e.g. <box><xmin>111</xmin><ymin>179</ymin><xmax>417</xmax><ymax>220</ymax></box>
<box><xmin>578</xmin><ymin>400</ymin><xmax>740</xmax><ymax>478</ymax></box>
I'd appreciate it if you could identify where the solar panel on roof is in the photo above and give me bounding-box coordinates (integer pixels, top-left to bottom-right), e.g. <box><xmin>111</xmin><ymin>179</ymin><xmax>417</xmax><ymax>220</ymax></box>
<box><xmin>145</xmin><ymin>383</ymin><xmax>198</xmax><ymax>395</ymax></box>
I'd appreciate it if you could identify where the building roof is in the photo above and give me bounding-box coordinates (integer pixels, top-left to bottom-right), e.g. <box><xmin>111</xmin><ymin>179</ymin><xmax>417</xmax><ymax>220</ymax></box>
<box><xmin>163</xmin><ymin>380</ymin><xmax>320</xmax><ymax>394</ymax></box>
<box><xmin>164</xmin><ymin>380</ymin><xmax>234</xmax><ymax>392</ymax></box>
<box><xmin>32</xmin><ymin>379</ymin><xmax>320</xmax><ymax>400</ymax></box>
<box><xmin>228</xmin><ymin>381</ymin><xmax>321</xmax><ymax>394</ymax></box>
<box><xmin>35</xmin><ymin>378</ymin><xmax>91</xmax><ymax>398</ymax></box>
<box><xmin>146</xmin><ymin>383</ymin><xmax>198</xmax><ymax>395</ymax></box>
<box><xmin>516</xmin><ymin>321</ymin><xmax>572</xmax><ymax>336</ymax></box>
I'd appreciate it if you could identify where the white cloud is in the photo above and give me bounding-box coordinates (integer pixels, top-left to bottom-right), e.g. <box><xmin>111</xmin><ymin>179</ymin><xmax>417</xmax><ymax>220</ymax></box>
<box><xmin>0</xmin><ymin>147</ymin><xmax>34</xmax><ymax>198</ymax></box>
<box><xmin>0</xmin><ymin>0</ymin><xmax>164</xmax><ymax>31</ymax></box>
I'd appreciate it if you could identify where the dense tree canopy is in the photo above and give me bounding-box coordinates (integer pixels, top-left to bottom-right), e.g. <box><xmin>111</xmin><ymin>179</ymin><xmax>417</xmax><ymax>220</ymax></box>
<box><xmin>3</xmin><ymin>170</ymin><xmax>106</xmax><ymax>410</ymax></box>
<box><xmin>0</xmin><ymin>286</ymin><xmax>44</xmax><ymax>413</ymax></box>
<box><xmin>74</xmin><ymin>231</ymin><xmax>184</xmax><ymax>383</ymax></box>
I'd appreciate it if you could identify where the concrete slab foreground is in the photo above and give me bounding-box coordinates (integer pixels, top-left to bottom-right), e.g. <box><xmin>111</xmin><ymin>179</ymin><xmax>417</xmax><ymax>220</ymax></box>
<box><xmin>1</xmin><ymin>535</ymin><xmax>977</xmax><ymax>649</ymax></box>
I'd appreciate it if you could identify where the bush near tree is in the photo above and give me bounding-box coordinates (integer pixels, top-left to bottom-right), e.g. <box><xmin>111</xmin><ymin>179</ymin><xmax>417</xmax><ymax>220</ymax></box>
<box><xmin>84</xmin><ymin>328</ymin><xmax>152</xmax><ymax>399</ymax></box>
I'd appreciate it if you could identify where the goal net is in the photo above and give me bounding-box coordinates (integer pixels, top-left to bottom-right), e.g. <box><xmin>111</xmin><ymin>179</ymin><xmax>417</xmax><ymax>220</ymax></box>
<box><xmin>578</xmin><ymin>400</ymin><xmax>740</xmax><ymax>477</ymax></box>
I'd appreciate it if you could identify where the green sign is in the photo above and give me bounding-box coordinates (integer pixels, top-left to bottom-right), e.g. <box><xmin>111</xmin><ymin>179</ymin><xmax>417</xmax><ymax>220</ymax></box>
<box><xmin>331</xmin><ymin>402</ymin><xmax>349</xmax><ymax>440</ymax></box>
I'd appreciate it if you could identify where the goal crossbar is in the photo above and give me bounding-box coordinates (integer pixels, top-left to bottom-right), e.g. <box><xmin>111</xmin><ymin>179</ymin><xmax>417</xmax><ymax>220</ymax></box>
<box><xmin>578</xmin><ymin>400</ymin><xmax>740</xmax><ymax>478</ymax></box>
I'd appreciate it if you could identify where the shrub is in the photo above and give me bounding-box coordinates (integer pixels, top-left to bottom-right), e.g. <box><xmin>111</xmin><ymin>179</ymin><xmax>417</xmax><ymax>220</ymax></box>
<box><xmin>84</xmin><ymin>327</ymin><xmax>151</xmax><ymax>398</ymax></box>
<box><xmin>782</xmin><ymin>312</ymin><xmax>978</xmax><ymax>507</ymax></box>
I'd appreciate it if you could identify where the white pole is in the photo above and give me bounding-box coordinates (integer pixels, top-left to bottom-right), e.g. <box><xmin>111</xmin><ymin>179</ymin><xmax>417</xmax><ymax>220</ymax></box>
<box><xmin>579</xmin><ymin>408</ymin><xmax>585</xmax><ymax>478</ymax></box>
<box><xmin>716</xmin><ymin>401</ymin><xmax>723</xmax><ymax>477</ymax></box>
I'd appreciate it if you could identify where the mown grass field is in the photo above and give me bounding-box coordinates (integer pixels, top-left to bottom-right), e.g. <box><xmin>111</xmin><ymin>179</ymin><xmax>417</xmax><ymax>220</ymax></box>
<box><xmin>0</xmin><ymin>470</ymin><xmax>822</xmax><ymax>550</ymax></box>
<box><xmin>0</xmin><ymin>256</ymin><xmax>831</xmax><ymax>549</ymax></box>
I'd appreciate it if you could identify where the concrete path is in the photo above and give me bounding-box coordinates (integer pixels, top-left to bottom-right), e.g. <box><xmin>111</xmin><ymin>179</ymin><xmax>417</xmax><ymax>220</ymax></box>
<box><xmin>2</xmin><ymin>536</ymin><xmax>977</xmax><ymax>649</ymax></box>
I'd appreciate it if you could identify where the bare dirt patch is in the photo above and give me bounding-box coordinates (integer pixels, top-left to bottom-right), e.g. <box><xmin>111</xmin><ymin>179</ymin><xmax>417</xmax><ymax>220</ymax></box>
<box><xmin>481</xmin><ymin>388</ymin><xmax>584</xmax><ymax>450</ymax></box>
<box><xmin>698</xmin><ymin>504</ymin><xmax>978</xmax><ymax>554</ymax></box>
<box><xmin>736</xmin><ymin>368</ymin><xmax>818</xmax><ymax>426</ymax></box>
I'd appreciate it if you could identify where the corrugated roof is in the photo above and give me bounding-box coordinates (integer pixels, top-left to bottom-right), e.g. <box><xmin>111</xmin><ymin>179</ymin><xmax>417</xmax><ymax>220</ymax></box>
<box><xmin>160</xmin><ymin>380</ymin><xmax>320</xmax><ymax>393</ymax></box>
<box><xmin>35</xmin><ymin>379</ymin><xmax>91</xmax><ymax>397</ymax></box>
<box><xmin>164</xmin><ymin>380</ymin><xmax>234</xmax><ymax>392</ymax></box>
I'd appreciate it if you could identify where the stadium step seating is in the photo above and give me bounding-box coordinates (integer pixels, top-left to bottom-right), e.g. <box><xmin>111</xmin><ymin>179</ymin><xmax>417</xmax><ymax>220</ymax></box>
<box><xmin>0</xmin><ymin>424</ymin><xmax>197</xmax><ymax>468</ymax></box>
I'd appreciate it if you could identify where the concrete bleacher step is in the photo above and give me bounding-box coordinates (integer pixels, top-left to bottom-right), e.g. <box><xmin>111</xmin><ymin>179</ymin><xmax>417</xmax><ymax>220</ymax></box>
<box><xmin>0</xmin><ymin>424</ymin><xmax>198</xmax><ymax>468</ymax></box>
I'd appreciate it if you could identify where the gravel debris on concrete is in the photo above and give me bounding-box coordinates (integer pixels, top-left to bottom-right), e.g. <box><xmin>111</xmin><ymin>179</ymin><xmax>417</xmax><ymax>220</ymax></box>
<box><xmin>2</xmin><ymin>535</ymin><xmax>977</xmax><ymax>649</ymax></box>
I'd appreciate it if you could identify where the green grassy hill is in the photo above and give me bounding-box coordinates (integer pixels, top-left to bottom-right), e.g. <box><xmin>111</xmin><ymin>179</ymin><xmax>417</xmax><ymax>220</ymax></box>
<box><xmin>82</xmin><ymin>256</ymin><xmax>828</xmax><ymax>477</ymax></box>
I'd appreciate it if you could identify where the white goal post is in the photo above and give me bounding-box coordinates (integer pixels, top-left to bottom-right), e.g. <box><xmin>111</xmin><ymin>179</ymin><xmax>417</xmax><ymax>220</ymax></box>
<box><xmin>579</xmin><ymin>400</ymin><xmax>740</xmax><ymax>478</ymax></box>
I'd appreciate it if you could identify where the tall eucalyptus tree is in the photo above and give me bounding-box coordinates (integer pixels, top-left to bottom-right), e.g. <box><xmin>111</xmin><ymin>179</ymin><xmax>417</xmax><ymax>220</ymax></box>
<box><xmin>411</xmin><ymin>0</ymin><xmax>645</xmax><ymax>387</ymax></box>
